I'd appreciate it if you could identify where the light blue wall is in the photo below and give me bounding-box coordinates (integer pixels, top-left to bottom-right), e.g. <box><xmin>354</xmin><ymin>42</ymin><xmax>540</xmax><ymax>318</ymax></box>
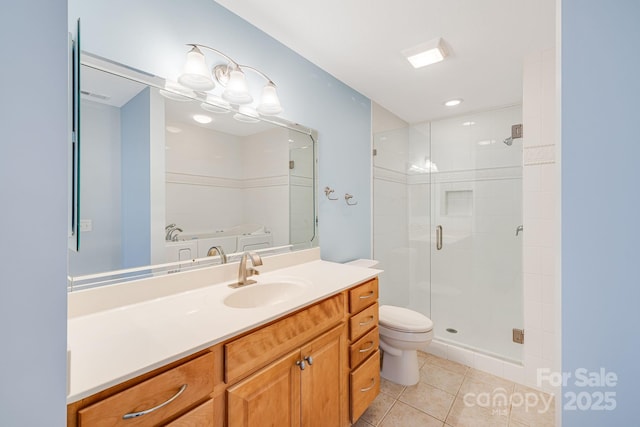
<box><xmin>562</xmin><ymin>1</ymin><xmax>640</xmax><ymax>425</ymax></box>
<box><xmin>68</xmin><ymin>0</ymin><xmax>372</xmax><ymax>262</ymax></box>
<box><xmin>0</xmin><ymin>0</ymin><xmax>68</xmax><ymax>425</ymax></box>
<box><xmin>68</xmin><ymin>100</ymin><xmax>122</xmax><ymax>276</ymax></box>
<box><xmin>121</xmin><ymin>88</ymin><xmax>152</xmax><ymax>268</ymax></box>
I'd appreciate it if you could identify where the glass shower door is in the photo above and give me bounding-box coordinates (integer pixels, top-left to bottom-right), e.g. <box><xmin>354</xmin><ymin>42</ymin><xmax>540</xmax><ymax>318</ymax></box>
<box><xmin>429</xmin><ymin>106</ymin><xmax>524</xmax><ymax>362</ymax></box>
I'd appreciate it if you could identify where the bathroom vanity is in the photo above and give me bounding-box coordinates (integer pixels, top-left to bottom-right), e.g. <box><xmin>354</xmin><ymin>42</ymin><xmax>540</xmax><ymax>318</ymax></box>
<box><xmin>66</xmin><ymin>249</ymin><xmax>381</xmax><ymax>426</ymax></box>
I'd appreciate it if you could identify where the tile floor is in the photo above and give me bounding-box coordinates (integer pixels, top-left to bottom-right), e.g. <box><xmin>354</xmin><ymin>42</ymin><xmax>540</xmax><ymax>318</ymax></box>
<box><xmin>354</xmin><ymin>352</ymin><xmax>555</xmax><ymax>427</ymax></box>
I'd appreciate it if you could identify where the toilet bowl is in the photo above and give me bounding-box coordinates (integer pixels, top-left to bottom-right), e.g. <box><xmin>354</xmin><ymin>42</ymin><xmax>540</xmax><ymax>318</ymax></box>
<box><xmin>378</xmin><ymin>305</ymin><xmax>434</xmax><ymax>386</ymax></box>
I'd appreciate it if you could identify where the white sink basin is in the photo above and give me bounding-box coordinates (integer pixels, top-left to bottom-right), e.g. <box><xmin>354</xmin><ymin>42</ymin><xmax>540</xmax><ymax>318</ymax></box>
<box><xmin>223</xmin><ymin>279</ymin><xmax>309</xmax><ymax>309</ymax></box>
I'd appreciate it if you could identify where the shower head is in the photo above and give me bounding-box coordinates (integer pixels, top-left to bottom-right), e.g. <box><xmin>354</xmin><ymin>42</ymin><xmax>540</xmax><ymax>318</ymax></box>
<box><xmin>503</xmin><ymin>137</ymin><xmax>513</xmax><ymax>146</ymax></box>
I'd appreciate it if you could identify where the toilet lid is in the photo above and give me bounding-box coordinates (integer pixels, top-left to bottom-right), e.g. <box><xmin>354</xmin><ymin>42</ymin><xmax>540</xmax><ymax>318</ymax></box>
<box><xmin>379</xmin><ymin>305</ymin><xmax>433</xmax><ymax>333</ymax></box>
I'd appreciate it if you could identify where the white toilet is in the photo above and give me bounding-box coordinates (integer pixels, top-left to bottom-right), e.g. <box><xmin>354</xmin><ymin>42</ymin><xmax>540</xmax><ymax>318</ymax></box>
<box><xmin>378</xmin><ymin>305</ymin><xmax>434</xmax><ymax>386</ymax></box>
<box><xmin>343</xmin><ymin>259</ymin><xmax>434</xmax><ymax>386</ymax></box>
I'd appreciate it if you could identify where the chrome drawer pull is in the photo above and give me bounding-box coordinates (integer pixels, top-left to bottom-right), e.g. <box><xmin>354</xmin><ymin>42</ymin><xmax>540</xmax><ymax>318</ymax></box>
<box><xmin>359</xmin><ymin>316</ymin><xmax>374</xmax><ymax>326</ymax></box>
<box><xmin>360</xmin><ymin>378</ymin><xmax>376</xmax><ymax>393</ymax></box>
<box><xmin>358</xmin><ymin>341</ymin><xmax>375</xmax><ymax>353</ymax></box>
<box><xmin>122</xmin><ymin>384</ymin><xmax>187</xmax><ymax>419</ymax></box>
<box><xmin>359</xmin><ymin>291</ymin><xmax>375</xmax><ymax>299</ymax></box>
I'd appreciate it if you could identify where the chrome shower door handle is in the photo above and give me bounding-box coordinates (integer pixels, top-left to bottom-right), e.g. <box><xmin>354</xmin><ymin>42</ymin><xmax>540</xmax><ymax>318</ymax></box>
<box><xmin>436</xmin><ymin>225</ymin><xmax>443</xmax><ymax>250</ymax></box>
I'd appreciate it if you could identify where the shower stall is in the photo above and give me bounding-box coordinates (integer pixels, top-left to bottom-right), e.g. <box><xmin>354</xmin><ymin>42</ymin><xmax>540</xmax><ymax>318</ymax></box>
<box><xmin>373</xmin><ymin>105</ymin><xmax>523</xmax><ymax>362</ymax></box>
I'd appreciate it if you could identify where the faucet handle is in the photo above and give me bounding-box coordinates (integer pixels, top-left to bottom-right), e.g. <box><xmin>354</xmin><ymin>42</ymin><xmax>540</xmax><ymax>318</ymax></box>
<box><xmin>248</xmin><ymin>251</ymin><xmax>263</xmax><ymax>266</ymax></box>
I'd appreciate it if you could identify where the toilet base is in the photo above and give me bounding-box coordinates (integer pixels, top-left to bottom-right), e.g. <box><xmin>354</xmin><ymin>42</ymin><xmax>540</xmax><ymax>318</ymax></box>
<box><xmin>380</xmin><ymin>348</ymin><xmax>420</xmax><ymax>386</ymax></box>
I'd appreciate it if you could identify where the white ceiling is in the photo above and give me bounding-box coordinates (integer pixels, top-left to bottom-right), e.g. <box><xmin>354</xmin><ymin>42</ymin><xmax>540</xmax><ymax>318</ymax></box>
<box><xmin>214</xmin><ymin>0</ymin><xmax>556</xmax><ymax>124</ymax></box>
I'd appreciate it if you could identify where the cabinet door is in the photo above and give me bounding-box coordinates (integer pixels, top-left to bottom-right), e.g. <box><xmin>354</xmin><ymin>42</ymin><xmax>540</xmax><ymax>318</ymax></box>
<box><xmin>227</xmin><ymin>350</ymin><xmax>301</xmax><ymax>427</ymax></box>
<box><xmin>300</xmin><ymin>325</ymin><xmax>346</xmax><ymax>427</ymax></box>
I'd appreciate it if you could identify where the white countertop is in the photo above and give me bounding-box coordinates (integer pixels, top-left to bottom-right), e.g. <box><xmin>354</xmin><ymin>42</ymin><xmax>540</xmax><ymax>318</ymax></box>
<box><xmin>67</xmin><ymin>251</ymin><xmax>380</xmax><ymax>403</ymax></box>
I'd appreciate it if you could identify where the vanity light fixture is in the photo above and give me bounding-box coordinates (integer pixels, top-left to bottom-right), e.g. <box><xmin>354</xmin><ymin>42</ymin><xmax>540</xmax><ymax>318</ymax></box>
<box><xmin>201</xmin><ymin>94</ymin><xmax>231</xmax><ymax>114</ymax></box>
<box><xmin>233</xmin><ymin>105</ymin><xmax>260</xmax><ymax>123</ymax></box>
<box><xmin>178</xmin><ymin>44</ymin><xmax>283</xmax><ymax>115</ymax></box>
<box><xmin>402</xmin><ymin>37</ymin><xmax>448</xmax><ymax>69</ymax></box>
<box><xmin>444</xmin><ymin>98</ymin><xmax>463</xmax><ymax>107</ymax></box>
<box><xmin>159</xmin><ymin>80</ymin><xmax>196</xmax><ymax>101</ymax></box>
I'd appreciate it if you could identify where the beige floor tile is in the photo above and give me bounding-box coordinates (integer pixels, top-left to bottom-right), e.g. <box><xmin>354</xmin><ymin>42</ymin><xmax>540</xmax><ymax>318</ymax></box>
<box><xmin>507</xmin><ymin>420</ymin><xmax>529</xmax><ymax>427</ymax></box>
<box><xmin>418</xmin><ymin>351</ymin><xmax>429</xmax><ymax>369</ymax></box>
<box><xmin>353</xmin><ymin>417</ymin><xmax>375</xmax><ymax>427</ymax></box>
<box><xmin>421</xmin><ymin>363</ymin><xmax>465</xmax><ymax>395</ymax></box>
<box><xmin>360</xmin><ymin>392</ymin><xmax>396</xmax><ymax>426</ymax></box>
<box><xmin>380</xmin><ymin>377</ymin><xmax>406</xmax><ymax>399</ymax></box>
<box><xmin>466</xmin><ymin>368</ymin><xmax>516</xmax><ymax>391</ymax></box>
<box><xmin>459</xmin><ymin>375</ymin><xmax>513</xmax><ymax>396</ymax></box>
<box><xmin>379</xmin><ymin>401</ymin><xmax>444</xmax><ymax>427</ymax></box>
<box><xmin>509</xmin><ymin>386</ymin><xmax>555</xmax><ymax>426</ymax></box>
<box><xmin>424</xmin><ymin>353</ymin><xmax>470</xmax><ymax>376</ymax></box>
<box><xmin>446</xmin><ymin>395</ymin><xmax>509</xmax><ymax>427</ymax></box>
<box><xmin>352</xmin><ymin>417</ymin><xmax>374</xmax><ymax>427</ymax></box>
<box><xmin>457</xmin><ymin>376</ymin><xmax>514</xmax><ymax>416</ymax></box>
<box><xmin>399</xmin><ymin>381</ymin><xmax>455</xmax><ymax>421</ymax></box>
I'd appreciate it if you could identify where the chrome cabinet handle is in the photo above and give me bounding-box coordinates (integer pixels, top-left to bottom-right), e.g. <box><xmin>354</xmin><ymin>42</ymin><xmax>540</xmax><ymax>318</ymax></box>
<box><xmin>304</xmin><ymin>355</ymin><xmax>313</xmax><ymax>366</ymax></box>
<box><xmin>359</xmin><ymin>291</ymin><xmax>375</xmax><ymax>299</ymax></box>
<box><xmin>122</xmin><ymin>384</ymin><xmax>187</xmax><ymax>419</ymax></box>
<box><xmin>359</xmin><ymin>316</ymin><xmax>374</xmax><ymax>326</ymax></box>
<box><xmin>358</xmin><ymin>341</ymin><xmax>375</xmax><ymax>353</ymax></box>
<box><xmin>436</xmin><ymin>225</ymin><xmax>443</xmax><ymax>250</ymax></box>
<box><xmin>296</xmin><ymin>360</ymin><xmax>306</xmax><ymax>370</ymax></box>
<box><xmin>360</xmin><ymin>378</ymin><xmax>376</xmax><ymax>392</ymax></box>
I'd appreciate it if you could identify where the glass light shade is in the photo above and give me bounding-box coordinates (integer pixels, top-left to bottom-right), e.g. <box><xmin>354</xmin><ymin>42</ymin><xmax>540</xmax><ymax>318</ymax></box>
<box><xmin>233</xmin><ymin>105</ymin><xmax>260</xmax><ymax>123</ymax></box>
<box><xmin>159</xmin><ymin>80</ymin><xmax>196</xmax><ymax>102</ymax></box>
<box><xmin>201</xmin><ymin>94</ymin><xmax>231</xmax><ymax>114</ymax></box>
<box><xmin>222</xmin><ymin>70</ymin><xmax>253</xmax><ymax>104</ymax></box>
<box><xmin>256</xmin><ymin>83</ymin><xmax>283</xmax><ymax>115</ymax></box>
<box><xmin>178</xmin><ymin>47</ymin><xmax>215</xmax><ymax>91</ymax></box>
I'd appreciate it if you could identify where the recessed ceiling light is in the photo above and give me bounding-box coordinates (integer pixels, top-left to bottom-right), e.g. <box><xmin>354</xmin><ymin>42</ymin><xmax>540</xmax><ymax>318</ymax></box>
<box><xmin>166</xmin><ymin>126</ymin><xmax>182</xmax><ymax>133</ymax></box>
<box><xmin>462</xmin><ymin>121</ymin><xmax>476</xmax><ymax>126</ymax></box>
<box><xmin>402</xmin><ymin>37</ymin><xmax>448</xmax><ymax>69</ymax></box>
<box><xmin>193</xmin><ymin>114</ymin><xmax>212</xmax><ymax>124</ymax></box>
<box><xmin>478</xmin><ymin>139</ymin><xmax>496</xmax><ymax>146</ymax></box>
<box><xmin>444</xmin><ymin>98</ymin><xmax>463</xmax><ymax>107</ymax></box>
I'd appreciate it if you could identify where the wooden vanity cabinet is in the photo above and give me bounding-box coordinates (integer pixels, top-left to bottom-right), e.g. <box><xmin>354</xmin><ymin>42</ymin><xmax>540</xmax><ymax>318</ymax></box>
<box><xmin>69</xmin><ymin>351</ymin><xmax>218</xmax><ymax>427</ymax></box>
<box><xmin>67</xmin><ymin>278</ymin><xmax>380</xmax><ymax>427</ymax></box>
<box><xmin>227</xmin><ymin>325</ymin><xmax>345</xmax><ymax>427</ymax></box>
<box><xmin>347</xmin><ymin>278</ymin><xmax>380</xmax><ymax>423</ymax></box>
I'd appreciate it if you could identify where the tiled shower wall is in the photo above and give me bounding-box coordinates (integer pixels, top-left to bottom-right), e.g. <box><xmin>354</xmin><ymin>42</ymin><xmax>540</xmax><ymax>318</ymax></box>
<box><xmin>371</xmin><ymin>47</ymin><xmax>558</xmax><ymax>394</ymax></box>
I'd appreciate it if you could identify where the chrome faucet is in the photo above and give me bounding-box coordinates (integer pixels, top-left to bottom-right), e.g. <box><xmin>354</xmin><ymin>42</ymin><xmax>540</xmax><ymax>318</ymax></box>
<box><xmin>165</xmin><ymin>224</ymin><xmax>183</xmax><ymax>241</ymax></box>
<box><xmin>233</xmin><ymin>251</ymin><xmax>263</xmax><ymax>287</ymax></box>
<box><xmin>207</xmin><ymin>245</ymin><xmax>227</xmax><ymax>264</ymax></box>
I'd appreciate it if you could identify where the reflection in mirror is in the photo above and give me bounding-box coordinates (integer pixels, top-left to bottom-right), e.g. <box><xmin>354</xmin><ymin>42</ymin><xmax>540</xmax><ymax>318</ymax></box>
<box><xmin>68</xmin><ymin>54</ymin><xmax>317</xmax><ymax>289</ymax></box>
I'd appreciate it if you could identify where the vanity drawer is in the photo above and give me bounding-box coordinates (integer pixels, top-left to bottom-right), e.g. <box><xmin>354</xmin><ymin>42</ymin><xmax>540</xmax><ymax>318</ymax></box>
<box><xmin>348</xmin><ymin>278</ymin><xmax>378</xmax><ymax>314</ymax></box>
<box><xmin>350</xmin><ymin>350</ymin><xmax>381</xmax><ymax>423</ymax></box>
<box><xmin>77</xmin><ymin>352</ymin><xmax>214</xmax><ymax>427</ymax></box>
<box><xmin>349</xmin><ymin>302</ymin><xmax>378</xmax><ymax>342</ymax></box>
<box><xmin>349</xmin><ymin>326</ymin><xmax>379</xmax><ymax>369</ymax></box>
<box><xmin>225</xmin><ymin>293</ymin><xmax>344</xmax><ymax>384</ymax></box>
<box><xmin>164</xmin><ymin>398</ymin><xmax>214</xmax><ymax>426</ymax></box>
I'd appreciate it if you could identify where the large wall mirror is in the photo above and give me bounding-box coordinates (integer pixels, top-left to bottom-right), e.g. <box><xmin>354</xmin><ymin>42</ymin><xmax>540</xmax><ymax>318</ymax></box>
<box><xmin>68</xmin><ymin>53</ymin><xmax>318</xmax><ymax>289</ymax></box>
